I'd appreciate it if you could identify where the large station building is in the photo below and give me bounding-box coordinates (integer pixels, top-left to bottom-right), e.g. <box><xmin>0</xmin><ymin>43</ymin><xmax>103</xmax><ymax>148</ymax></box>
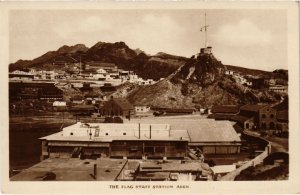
<box><xmin>40</xmin><ymin>118</ymin><xmax>242</xmax><ymax>160</ymax></box>
<box><xmin>40</xmin><ymin>122</ymin><xmax>189</xmax><ymax>159</ymax></box>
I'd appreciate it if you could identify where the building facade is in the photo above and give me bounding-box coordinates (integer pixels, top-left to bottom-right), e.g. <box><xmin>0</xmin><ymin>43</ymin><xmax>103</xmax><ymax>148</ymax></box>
<box><xmin>100</xmin><ymin>98</ymin><xmax>134</xmax><ymax>118</ymax></box>
<box><xmin>40</xmin><ymin>122</ymin><xmax>189</xmax><ymax>159</ymax></box>
<box><xmin>258</xmin><ymin>106</ymin><xmax>277</xmax><ymax>130</ymax></box>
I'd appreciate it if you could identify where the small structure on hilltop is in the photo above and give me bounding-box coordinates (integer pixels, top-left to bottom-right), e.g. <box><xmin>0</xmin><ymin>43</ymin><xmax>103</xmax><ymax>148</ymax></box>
<box><xmin>198</xmin><ymin>12</ymin><xmax>213</xmax><ymax>56</ymax></box>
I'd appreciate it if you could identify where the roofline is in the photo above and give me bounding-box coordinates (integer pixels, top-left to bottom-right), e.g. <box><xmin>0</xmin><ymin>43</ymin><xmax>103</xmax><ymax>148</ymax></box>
<box><xmin>39</xmin><ymin>138</ymin><xmax>189</xmax><ymax>142</ymax></box>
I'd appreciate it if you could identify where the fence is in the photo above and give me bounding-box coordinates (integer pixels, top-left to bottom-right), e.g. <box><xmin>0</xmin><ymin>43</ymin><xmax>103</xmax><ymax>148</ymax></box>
<box><xmin>219</xmin><ymin>132</ymin><xmax>271</xmax><ymax>181</ymax></box>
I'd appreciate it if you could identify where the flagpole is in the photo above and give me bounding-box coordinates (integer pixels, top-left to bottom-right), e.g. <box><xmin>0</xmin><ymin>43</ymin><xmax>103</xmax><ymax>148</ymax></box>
<box><xmin>205</xmin><ymin>12</ymin><xmax>207</xmax><ymax>47</ymax></box>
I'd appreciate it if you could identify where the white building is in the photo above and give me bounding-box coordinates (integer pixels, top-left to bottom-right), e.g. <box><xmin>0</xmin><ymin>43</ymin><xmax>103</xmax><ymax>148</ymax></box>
<box><xmin>53</xmin><ymin>101</ymin><xmax>67</xmax><ymax>107</ymax></box>
<box><xmin>137</xmin><ymin>79</ymin><xmax>155</xmax><ymax>85</ymax></box>
<box><xmin>93</xmin><ymin>73</ymin><xmax>106</xmax><ymax>80</ymax></box>
<box><xmin>71</xmin><ymin>82</ymin><xmax>84</xmax><ymax>88</ymax></box>
<box><xmin>135</xmin><ymin>105</ymin><xmax>151</xmax><ymax>113</ymax></box>
<box><xmin>37</xmin><ymin>70</ymin><xmax>56</xmax><ymax>80</ymax></box>
<box><xmin>235</xmin><ymin>76</ymin><xmax>247</xmax><ymax>85</ymax></box>
<box><xmin>225</xmin><ymin>70</ymin><xmax>234</xmax><ymax>75</ymax></box>
<box><xmin>9</xmin><ymin>70</ymin><xmax>34</xmax><ymax>81</ymax></box>
<box><xmin>96</xmin><ymin>68</ymin><xmax>107</xmax><ymax>74</ymax></box>
<box><xmin>269</xmin><ymin>85</ymin><xmax>288</xmax><ymax>93</ymax></box>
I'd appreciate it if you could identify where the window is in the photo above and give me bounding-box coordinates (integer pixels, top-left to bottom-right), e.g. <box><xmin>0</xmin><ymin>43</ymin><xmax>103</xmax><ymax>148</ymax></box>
<box><xmin>123</xmin><ymin>132</ymin><xmax>126</xmax><ymax>135</ymax></box>
<box><xmin>70</xmin><ymin>132</ymin><xmax>73</xmax><ymax>135</ymax></box>
<box><xmin>245</xmin><ymin>123</ymin><xmax>249</xmax><ymax>129</ymax></box>
<box><xmin>270</xmin><ymin>122</ymin><xmax>275</xmax><ymax>129</ymax></box>
<box><xmin>262</xmin><ymin>114</ymin><xmax>266</xmax><ymax>119</ymax></box>
<box><xmin>105</xmin><ymin>133</ymin><xmax>109</xmax><ymax>136</ymax></box>
<box><xmin>270</xmin><ymin>114</ymin><xmax>274</xmax><ymax>118</ymax></box>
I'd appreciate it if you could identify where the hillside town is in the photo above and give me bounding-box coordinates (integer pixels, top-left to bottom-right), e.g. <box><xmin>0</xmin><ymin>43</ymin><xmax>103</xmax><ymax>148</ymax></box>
<box><xmin>9</xmin><ymin>57</ymin><xmax>288</xmax><ymax>115</ymax></box>
<box><xmin>9</xmin><ymin>61</ymin><xmax>156</xmax><ymax>86</ymax></box>
<box><xmin>8</xmin><ymin>10</ymin><xmax>289</xmax><ymax>182</ymax></box>
<box><xmin>9</xmin><ymin>43</ymin><xmax>289</xmax><ymax>181</ymax></box>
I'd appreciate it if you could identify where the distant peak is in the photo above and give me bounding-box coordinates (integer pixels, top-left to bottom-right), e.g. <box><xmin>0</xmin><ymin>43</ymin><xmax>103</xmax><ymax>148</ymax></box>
<box><xmin>91</xmin><ymin>41</ymin><xmax>129</xmax><ymax>49</ymax></box>
<box><xmin>134</xmin><ymin>48</ymin><xmax>146</xmax><ymax>55</ymax></box>
<box><xmin>155</xmin><ymin>52</ymin><xmax>168</xmax><ymax>56</ymax></box>
<box><xmin>113</xmin><ymin>41</ymin><xmax>129</xmax><ymax>48</ymax></box>
<box><xmin>57</xmin><ymin>44</ymin><xmax>88</xmax><ymax>54</ymax></box>
<box><xmin>92</xmin><ymin>41</ymin><xmax>107</xmax><ymax>48</ymax></box>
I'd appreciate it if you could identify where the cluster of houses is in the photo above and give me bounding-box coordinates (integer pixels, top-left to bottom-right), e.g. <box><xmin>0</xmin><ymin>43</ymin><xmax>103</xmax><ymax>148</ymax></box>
<box><xmin>9</xmin><ymin>70</ymin><xmax>57</xmax><ymax>80</ymax></box>
<box><xmin>225</xmin><ymin>70</ymin><xmax>253</xmax><ymax>87</ymax></box>
<box><xmin>9</xmin><ymin>61</ymin><xmax>156</xmax><ymax>87</ymax></box>
<box><xmin>224</xmin><ymin>69</ymin><xmax>288</xmax><ymax>94</ymax></box>
<box><xmin>209</xmin><ymin>101</ymin><xmax>288</xmax><ymax>133</ymax></box>
<box><xmin>52</xmin><ymin>96</ymin><xmax>150</xmax><ymax>118</ymax></box>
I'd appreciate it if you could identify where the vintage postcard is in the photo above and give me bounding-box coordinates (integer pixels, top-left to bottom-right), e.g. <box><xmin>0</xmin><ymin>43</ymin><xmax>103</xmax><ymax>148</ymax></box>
<box><xmin>1</xmin><ymin>1</ymin><xmax>299</xmax><ymax>194</ymax></box>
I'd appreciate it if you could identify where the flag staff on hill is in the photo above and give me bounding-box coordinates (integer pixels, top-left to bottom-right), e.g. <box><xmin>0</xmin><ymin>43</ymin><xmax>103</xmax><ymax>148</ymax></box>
<box><xmin>200</xmin><ymin>11</ymin><xmax>209</xmax><ymax>47</ymax></box>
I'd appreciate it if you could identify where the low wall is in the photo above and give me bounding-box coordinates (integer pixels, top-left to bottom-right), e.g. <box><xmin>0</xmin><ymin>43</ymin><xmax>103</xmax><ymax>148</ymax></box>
<box><xmin>219</xmin><ymin>132</ymin><xmax>271</xmax><ymax>181</ymax></box>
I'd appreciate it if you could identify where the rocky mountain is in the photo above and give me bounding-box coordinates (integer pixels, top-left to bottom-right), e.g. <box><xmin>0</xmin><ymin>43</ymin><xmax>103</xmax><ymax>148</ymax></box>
<box><xmin>56</xmin><ymin>44</ymin><xmax>89</xmax><ymax>54</ymax></box>
<box><xmin>171</xmin><ymin>52</ymin><xmax>224</xmax><ymax>86</ymax></box>
<box><xmin>9</xmin><ymin>41</ymin><xmax>285</xmax><ymax>108</ymax></box>
<box><xmin>126</xmin><ymin>51</ymin><xmax>281</xmax><ymax>108</ymax></box>
<box><xmin>9</xmin><ymin>41</ymin><xmax>188</xmax><ymax>80</ymax></box>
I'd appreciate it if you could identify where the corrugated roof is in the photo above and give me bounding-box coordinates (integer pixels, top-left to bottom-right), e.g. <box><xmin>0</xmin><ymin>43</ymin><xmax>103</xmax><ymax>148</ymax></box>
<box><xmin>240</xmin><ymin>104</ymin><xmax>267</xmax><ymax>112</ymax></box>
<box><xmin>40</xmin><ymin>129</ymin><xmax>189</xmax><ymax>142</ymax></box>
<box><xmin>210</xmin><ymin>114</ymin><xmax>235</xmax><ymax>120</ymax></box>
<box><xmin>211</xmin><ymin>105</ymin><xmax>240</xmax><ymax>114</ymax></box>
<box><xmin>126</xmin><ymin>118</ymin><xmax>241</xmax><ymax>143</ymax></box>
<box><xmin>187</xmin><ymin>120</ymin><xmax>241</xmax><ymax>143</ymax></box>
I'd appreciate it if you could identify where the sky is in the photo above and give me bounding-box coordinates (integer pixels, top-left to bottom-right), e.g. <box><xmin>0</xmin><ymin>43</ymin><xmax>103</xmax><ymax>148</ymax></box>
<box><xmin>9</xmin><ymin>9</ymin><xmax>287</xmax><ymax>71</ymax></box>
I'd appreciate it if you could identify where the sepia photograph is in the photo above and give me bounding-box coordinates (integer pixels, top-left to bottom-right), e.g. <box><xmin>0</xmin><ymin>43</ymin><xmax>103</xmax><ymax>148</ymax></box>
<box><xmin>1</xmin><ymin>1</ymin><xmax>299</xmax><ymax>194</ymax></box>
